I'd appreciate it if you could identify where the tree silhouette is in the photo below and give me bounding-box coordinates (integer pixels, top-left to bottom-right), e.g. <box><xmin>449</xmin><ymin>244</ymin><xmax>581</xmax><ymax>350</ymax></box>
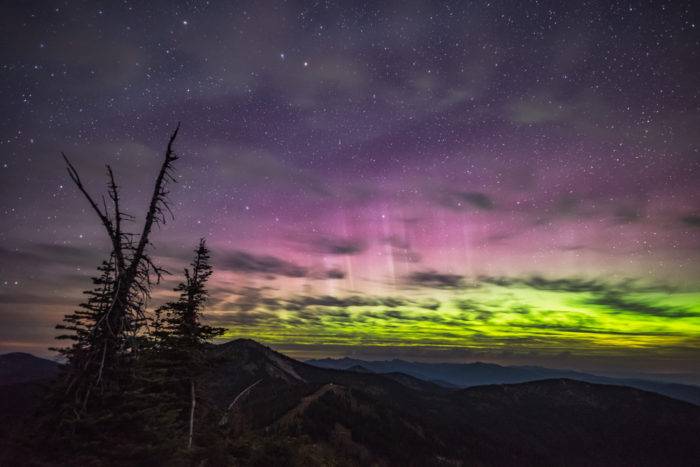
<box><xmin>53</xmin><ymin>256</ymin><xmax>117</xmax><ymax>412</ymax></box>
<box><xmin>149</xmin><ymin>239</ymin><xmax>224</xmax><ymax>450</ymax></box>
<box><xmin>57</xmin><ymin>124</ymin><xmax>180</xmax><ymax>411</ymax></box>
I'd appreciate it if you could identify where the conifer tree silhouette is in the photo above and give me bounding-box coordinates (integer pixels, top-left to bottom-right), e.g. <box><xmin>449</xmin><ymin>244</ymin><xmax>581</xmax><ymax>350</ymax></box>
<box><xmin>149</xmin><ymin>239</ymin><xmax>224</xmax><ymax>450</ymax></box>
<box><xmin>57</xmin><ymin>124</ymin><xmax>180</xmax><ymax>411</ymax></box>
<box><xmin>53</xmin><ymin>256</ymin><xmax>117</xmax><ymax>411</ymax></box>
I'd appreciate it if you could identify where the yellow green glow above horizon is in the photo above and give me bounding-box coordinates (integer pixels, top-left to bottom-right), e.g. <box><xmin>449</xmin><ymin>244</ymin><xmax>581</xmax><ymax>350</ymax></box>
<box><xmin>212</xmin><ymin>280</ymin><xmax>700</xmax><ymax>362</ymax></box>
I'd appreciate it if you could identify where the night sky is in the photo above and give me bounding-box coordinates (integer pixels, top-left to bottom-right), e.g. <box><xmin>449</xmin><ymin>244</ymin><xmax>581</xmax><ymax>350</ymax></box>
<box><xmin>1</xmin><ymin>1</ymin><xmax>699</xmax><ymax>381</ymax></box>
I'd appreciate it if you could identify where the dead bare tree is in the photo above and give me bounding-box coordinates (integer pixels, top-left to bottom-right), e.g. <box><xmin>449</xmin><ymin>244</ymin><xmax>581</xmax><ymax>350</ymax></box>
<box><xmin>58</xmin><ymin>124</ymin><xmax>181</xmax><ymax>405</ymax></box>
<box><xmin>218</xmin><ymin>379</ymin><xmax>263</xmax><ymax>426</ymax></box>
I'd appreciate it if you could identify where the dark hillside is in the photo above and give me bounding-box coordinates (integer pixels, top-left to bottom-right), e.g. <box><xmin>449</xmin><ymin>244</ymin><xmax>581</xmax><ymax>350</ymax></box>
<box><xmin>2</xmin><ymin>341</ymin><xmax>699</xmax><ymax>466</ymax></box>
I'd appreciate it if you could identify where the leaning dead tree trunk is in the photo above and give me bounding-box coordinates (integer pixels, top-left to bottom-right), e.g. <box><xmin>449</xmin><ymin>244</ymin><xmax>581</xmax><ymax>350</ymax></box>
<box><xmin>188</xmin><ymin>380</ymin><xmax>196</xmax><ymax>450</ymax></box>
<box><xmin>218</xmin><ymin>379</ymin><xmax>263</xmax><ymax>426</ymax></box>
<box><xmin>61</xmin><ymin>124</ymin><xmax>181</xmax><ymax>397</ymax></box>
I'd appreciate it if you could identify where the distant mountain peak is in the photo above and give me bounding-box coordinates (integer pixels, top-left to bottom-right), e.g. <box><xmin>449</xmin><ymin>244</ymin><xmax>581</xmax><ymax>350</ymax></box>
<box><xmin>215</xmin><ymin>338</ymin><xmax>307</xmax><ymax>383</ymax></box>
<box><xmin>0</xmin><ymin>352</ymin><xmax>61</xmax><ymax>385</ymax></box>
<box><xmin>218</xmin><ymin>337</ymin><xmax>269</xmax><ymax>350</ymax></box>
<box><xmin>1</xmin><ymin>352</ymin><xmax>48</xmax><ymax>361</ymax></box>
<box><xmin>347</xmin><ymin>364</ymin><xmax>374</xmax><ymax>373</ymax></box>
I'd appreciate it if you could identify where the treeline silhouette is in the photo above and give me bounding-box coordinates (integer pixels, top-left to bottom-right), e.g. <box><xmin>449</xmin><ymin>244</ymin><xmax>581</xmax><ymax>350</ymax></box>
<box><xmin>9</xmin><ymin>127</ymin><xmax>230</xmax><ymax>466</ymax></box>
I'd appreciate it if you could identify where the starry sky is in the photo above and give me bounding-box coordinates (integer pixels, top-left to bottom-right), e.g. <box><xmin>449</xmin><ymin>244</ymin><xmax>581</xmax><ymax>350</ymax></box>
<box><xmin>1</xmin><ymin>1</ymin><xmax>699</xmax><ymax>381</ymax></box>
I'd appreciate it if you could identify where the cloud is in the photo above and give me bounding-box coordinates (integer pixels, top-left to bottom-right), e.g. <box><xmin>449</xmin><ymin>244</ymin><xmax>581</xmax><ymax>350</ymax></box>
<box><xmin>613</xmin><ymin>206</ymin><xmax>643</xmax><ymax>224</ymax></box>
<box><xmin>212</xmin><ymin>288</ymin><xmax>442</xmax><ymax>320</ymax></box>
<box><xmin>207</xmin><ymin>310</ymin><xmax>279</xmax><ymax>326</ymax></box>
<box><xmin>380</xmin><ymin>309</ymin><xmax>448</xmax><ymax>324</ymax></box>
<box><xmin>406</xmin><ymin>270</ymin><xmax>464</xmax><ymax>289</ymax></box>
<box><xmin>218</xmin><ymin>250</ymin><xmax>307</xmax><ymax>278</ymax></box>
<box><xmin>323</xmin><ymin>268</ymin><xmax>346</xmax><ymax>279</ymax></box>
<box><xmin>476</xmin><ymin>231</ymin><xmax>518</xmax><ymax>246</ymax></box>
<box><xmin>553</xmin><ymin>195</ymin><xmax>588</xmax><ymax>218</ymax></box>
<box><xmin>526</xmin><ymin>194</ymin><xmax>647</xmax><ymax>227</ymax></box>
<box><xmin>299</xmin><ymin>235</ymin><xmax>367</xmax><ymax>256</ymax></box>
<box><xmin>436</xmin><ymin>190</ymin><xmax>495</xmax><ymax>211</ymax></box>
<box><xmin>0</xmin><ymin>244</ymin><xmax>112</xmax><ymax>309</ymax></box>
<box><xmin>225</xmin><ymin>287</ymin><xmax>276</xmax><ymax>312</ymax></box>
<box><xmin>418</xmin><ymin>298</ymin><xmax>441</xmax><ymax>310</ymax></box>
<box><xmin>383</xmin><ymin>235</ymin><xmax>409</xmax><ymax>249</ymax></box>
<box><xmin>478</xmin><ymin>275</ymin><xmax>609</xmax><ymax>293</ymax></box>
<box><xmin>508</xmin><ymin>321</ymin><xmax>681</xmax><ymax>337</ymax></box>
<box><xmin>216</xmin><ymin>250</ymin><xmax>344</xmax><ymax>281</ymax></box>
<box><xmin>0</xmin><ymin>244</ymin><xmax>103</xmax><ymax>268</ymax></box>
<box><xmin>478</xmin><ymin>275</ymin><xmax>674</xmax><ymax>294</ymax></box>
<box><xmin>284</xmin><ymin>295</ymin><xmax>409</xmax><ymax>309</ymax></box>
<box><xmin>454</xmin><ymin>299</ymin><xmax>496</xmax><ymax>320</ymax></box>
<box><xmin>474</xmin><ymin>275</ymin><xmax>694</xmax><ymax>318</ymax></box>
<box><xmin>681</xmin><ymin>215</ymin><xmax>700</xmax><ymax>227</ymax></box>
<box><xmin>589</xmin><ymin>293</ymin><xmax>698</xmax><ymax>319</ymax></box>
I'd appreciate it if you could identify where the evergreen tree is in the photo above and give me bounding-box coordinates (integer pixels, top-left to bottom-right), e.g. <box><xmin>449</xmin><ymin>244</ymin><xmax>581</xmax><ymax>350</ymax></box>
<box><xmin>53</xmin><ymin>256</ymin><xmax>120</xmax><ymax>414</ymax></box>
<box><xmin>45</xmin><ymin>257</ymin><xmax>153</xmax><ymax>465</ymax></box>
<box><xmin>155</xmin><ymin>239</ymin><xmax>222</xmax><ymax>350</ymax></box>
<box><xmin>147</xmin><ymin>239</ymin><xmax>224</xmax><ymax>452</ymax></box>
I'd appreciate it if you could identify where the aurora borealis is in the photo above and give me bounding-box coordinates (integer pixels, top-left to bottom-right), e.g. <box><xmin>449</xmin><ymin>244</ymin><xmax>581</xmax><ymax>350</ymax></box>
<box><xmin>1</xmin><ymin>1</ymin><xmax>699</xmax><ymax>380</ymax></box>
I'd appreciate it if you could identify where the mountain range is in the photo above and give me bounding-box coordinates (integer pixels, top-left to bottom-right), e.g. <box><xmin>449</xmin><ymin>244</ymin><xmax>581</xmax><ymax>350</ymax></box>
<box><xmin>2</xmin><ymin>340</ymin><xmax>699</xmax><ymax>466</ymax></box>
<box><xmin>307</xmin><ymin>356</ymin><xmax>700</xmax><ymax>406</ymax></box>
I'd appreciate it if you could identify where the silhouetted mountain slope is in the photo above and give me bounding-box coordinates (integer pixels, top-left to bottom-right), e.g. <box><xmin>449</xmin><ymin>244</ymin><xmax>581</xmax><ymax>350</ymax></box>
<box><xmin>2</xmin><ymin>340</ymin><xmax>699</xmax><ymax>466</ymax></box>
<box><xmin>203</xmin><ymin>340</ymin><xmax>700</xmax><ymax>465</ymax></box>
<box><xmin>346</xmin><ymin>364</ymin><xmax>373</xmax><ymax>373</ymax></box>
<box><xmin>307</xmin><ymin>356</ymin><xmax>700</xmax><ymax>405</ymax></box>
<box><xmin>0</xmin><ymin>352</ymin><xmax>60</xmax><ymax>385</ymax></box>
<box><xmin>443</xmin><ymin>379</ymin><xmax>700</xmax><ymax>466</ymax></box>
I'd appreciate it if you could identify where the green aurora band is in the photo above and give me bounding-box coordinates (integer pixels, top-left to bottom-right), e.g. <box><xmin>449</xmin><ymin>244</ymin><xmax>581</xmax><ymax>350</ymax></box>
<box><xmin>213</xmin><ymin>279</ymin><xmax>700</xmax><ymax>370</ymax></box>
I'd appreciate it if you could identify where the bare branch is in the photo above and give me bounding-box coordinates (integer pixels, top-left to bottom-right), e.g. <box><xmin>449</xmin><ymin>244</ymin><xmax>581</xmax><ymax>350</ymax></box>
<box><xmin>62</xmin><ymin>153</ymin><xmax>124</xmax><ymax>264</ymax></box>
<box><xmin>129</xmin><ymin>123</ymin><xmax>180</xmax><ymax>275</ymax></box>
<box><xmin>62</xmin><ymin>152</ymin><xmax>115</xmax><ymax>239</ymax></box>
<box><xmin>106</xmin><ymin>165</ymin><xmax>126</xmax><ymax>273</ymax></box>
